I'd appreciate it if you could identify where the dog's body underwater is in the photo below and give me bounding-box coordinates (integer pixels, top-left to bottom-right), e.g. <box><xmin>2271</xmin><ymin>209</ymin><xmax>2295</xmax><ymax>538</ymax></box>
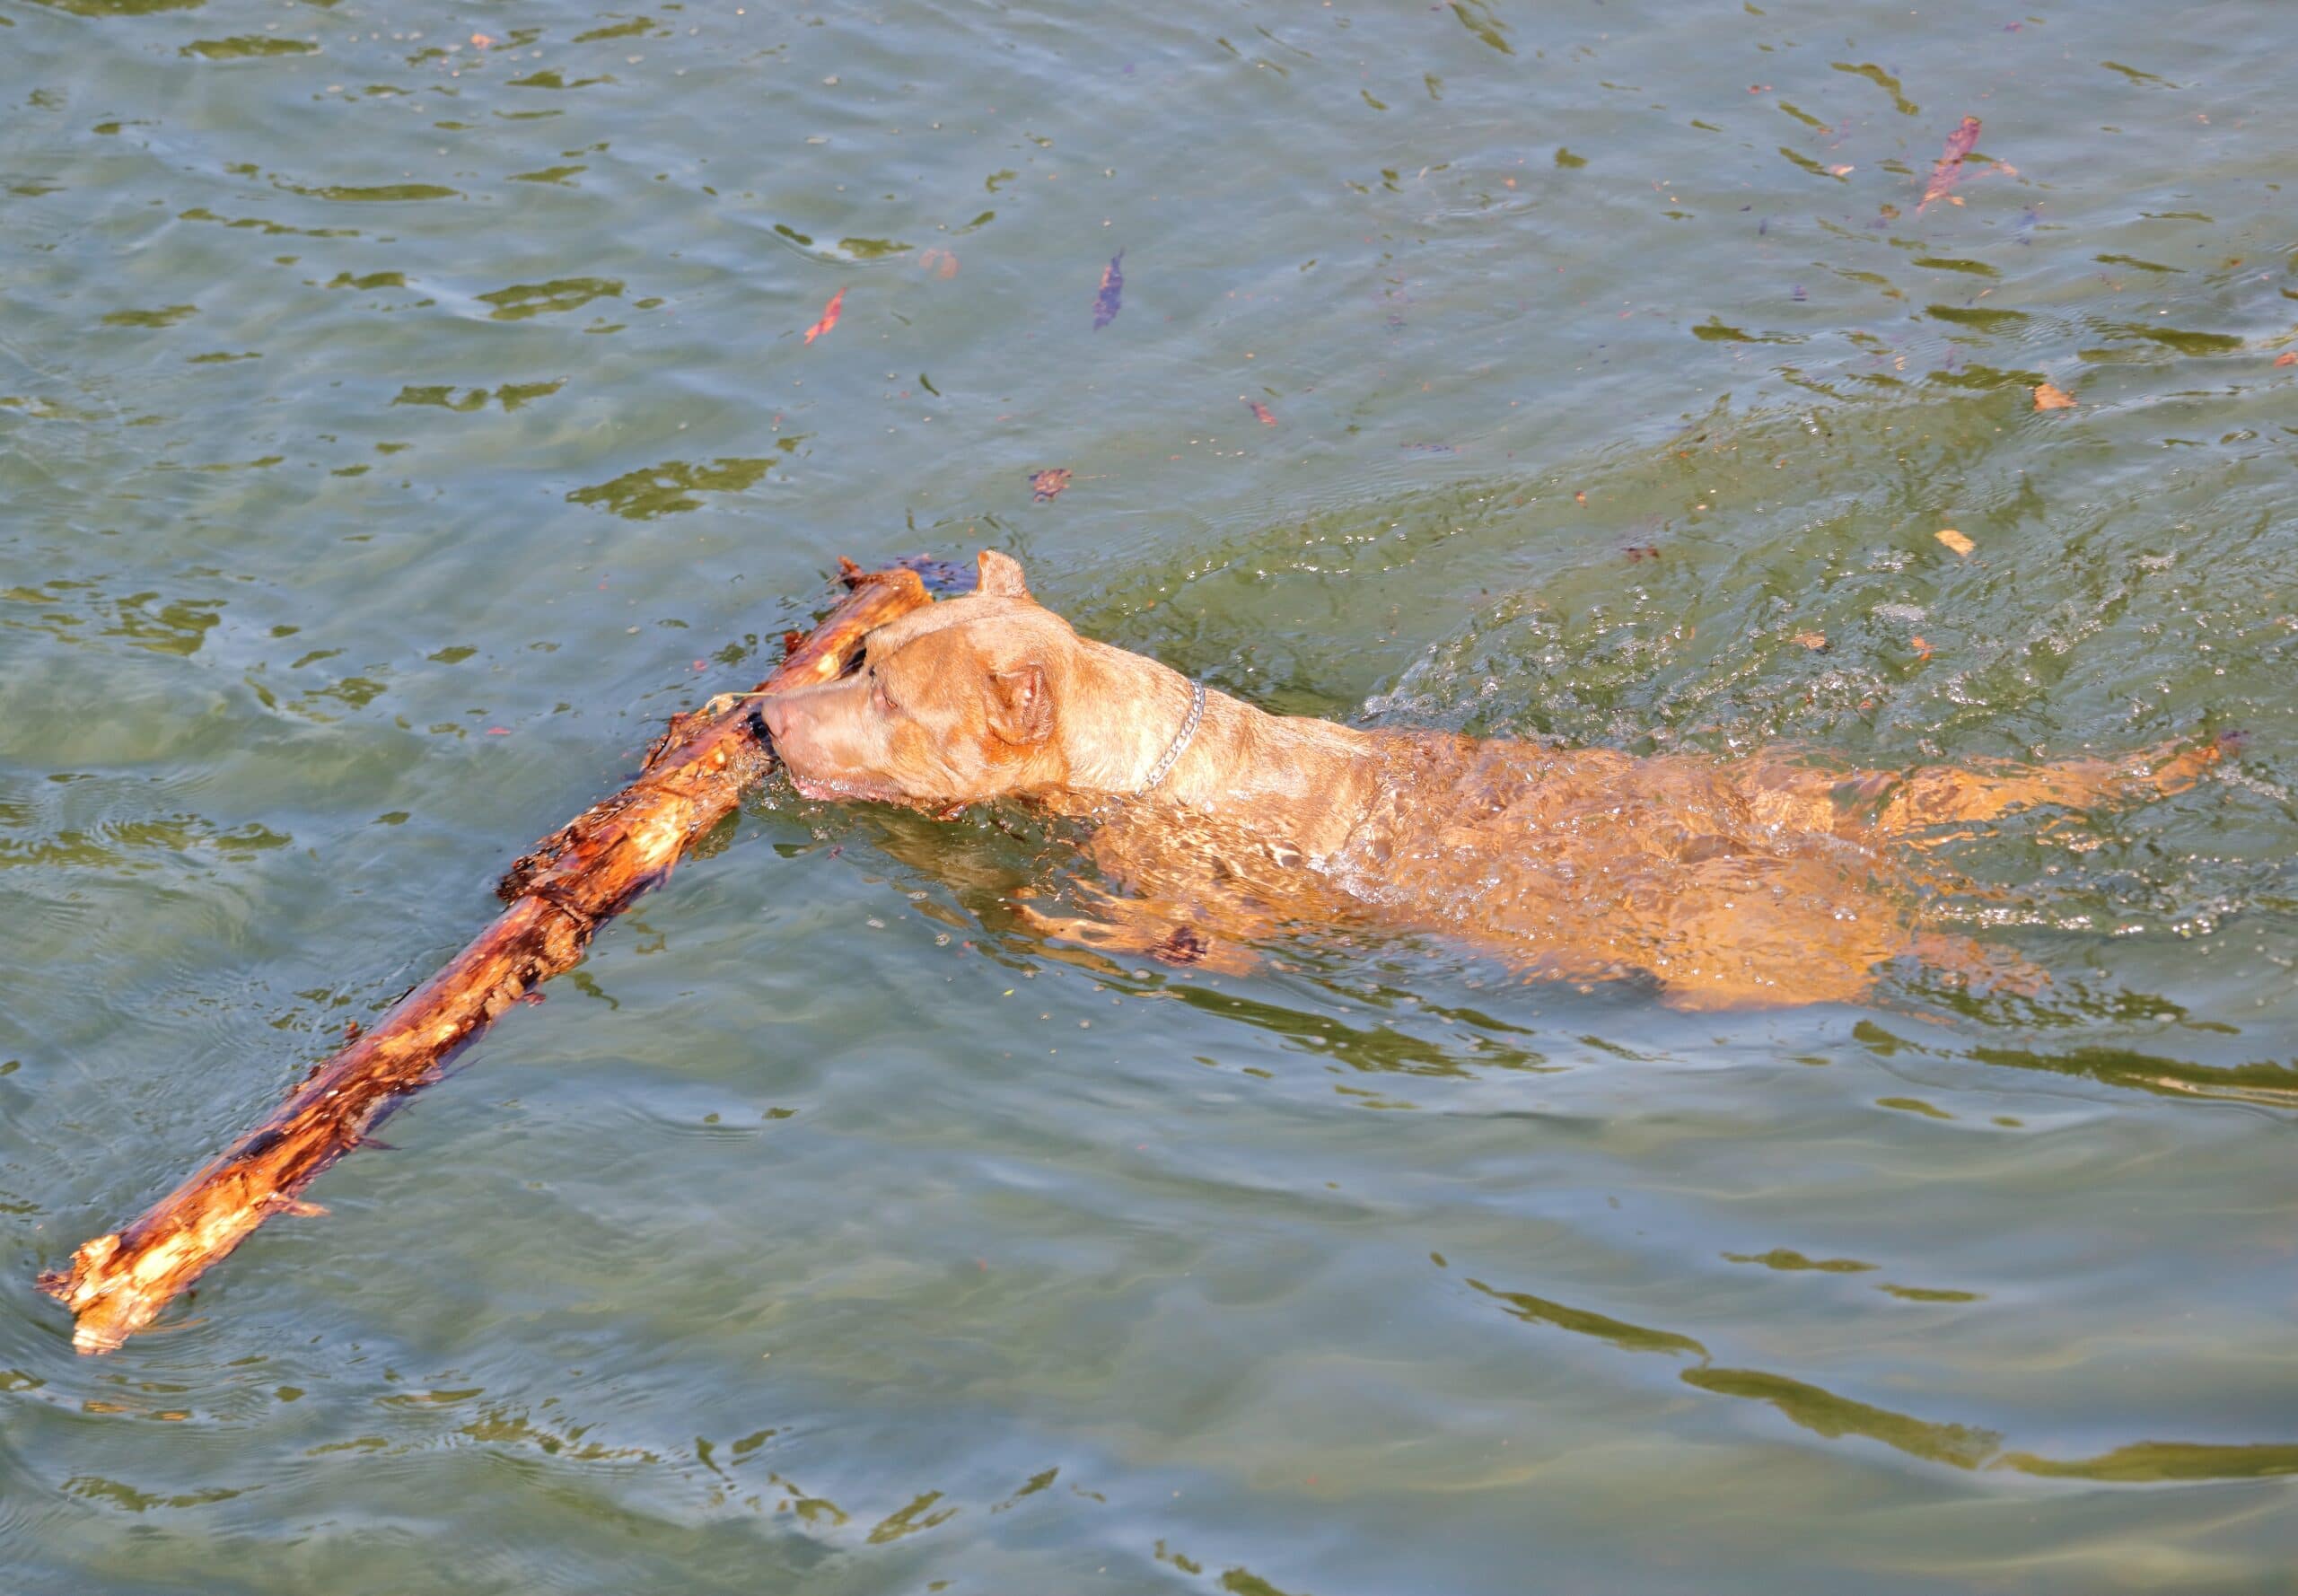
<box><xmin>764</xmin><ymin>551</ymin><xmax>2220</xmax><ymax>1009</ymax></box>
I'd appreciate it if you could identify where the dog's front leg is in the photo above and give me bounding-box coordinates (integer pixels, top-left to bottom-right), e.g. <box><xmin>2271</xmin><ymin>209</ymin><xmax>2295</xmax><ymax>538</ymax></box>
<box><xmin>1013</xmin><ymin>885</ymin><xmax>1263</xmax><ymax>977</ymax></box>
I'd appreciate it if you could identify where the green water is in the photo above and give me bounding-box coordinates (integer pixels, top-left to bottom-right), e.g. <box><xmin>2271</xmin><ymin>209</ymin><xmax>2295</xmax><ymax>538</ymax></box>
<box><xmin>4</xmin><ymin>0</ymin><xmax>2295</xmax><ymax>1589</ymax></box>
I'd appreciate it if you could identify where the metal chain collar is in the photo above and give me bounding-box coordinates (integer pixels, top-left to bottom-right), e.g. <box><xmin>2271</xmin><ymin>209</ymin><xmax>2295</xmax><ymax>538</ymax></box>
<box><xmin>1136</xmin><ymin>678</ymin><xmax>1207</xmax><ymax>795</ymax></box>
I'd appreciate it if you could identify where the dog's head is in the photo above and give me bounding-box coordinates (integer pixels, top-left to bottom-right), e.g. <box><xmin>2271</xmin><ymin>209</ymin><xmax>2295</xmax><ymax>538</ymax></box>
<box><xmin>763</xmin><ymin>550</ymin><xmax>1085</xmax><ymax>811</ymax></box>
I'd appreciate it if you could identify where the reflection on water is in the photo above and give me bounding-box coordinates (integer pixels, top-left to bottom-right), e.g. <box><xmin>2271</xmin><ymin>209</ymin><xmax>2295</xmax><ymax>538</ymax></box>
<box><xmin>1967</xmin><ymin>1042</ymin><xmax>2298</xmax><ymax>1108</ymax></box>
<box><xmin>5</xmin><ymin>0</ymin><xmax>2297</xmax><ymax>1589</ymax></box>
<box><xmin>1470</xmin><ymin>1275</ymin><xmax>2298</xmax><ymax>1482</ymax></box>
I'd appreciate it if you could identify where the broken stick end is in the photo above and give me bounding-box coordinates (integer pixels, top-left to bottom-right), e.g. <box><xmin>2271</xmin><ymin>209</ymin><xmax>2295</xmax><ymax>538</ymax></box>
<box><xmin>71</xmin><ymin>1319</ymin><xmax>130</xmax><ymax>1357</ymax></box>
<box><xmin>39</xmin><ymin>1232</ymin><xmax>140</xmax><ymax>1355</ymax></box>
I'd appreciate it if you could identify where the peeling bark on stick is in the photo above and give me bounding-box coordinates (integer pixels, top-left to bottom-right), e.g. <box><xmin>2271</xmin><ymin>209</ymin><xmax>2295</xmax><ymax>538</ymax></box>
<box><xmin>40</xmin><ymin>566</ymin><xmax>932</xmax><ymax>1355</ymax></box>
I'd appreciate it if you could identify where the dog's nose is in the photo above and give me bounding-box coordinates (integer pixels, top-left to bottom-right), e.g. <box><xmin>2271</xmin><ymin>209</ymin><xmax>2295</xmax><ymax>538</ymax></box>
<box><xmin>760</xmin><ymin>697</ymin><xmax>790</xmax><ymax>742</ymax></box>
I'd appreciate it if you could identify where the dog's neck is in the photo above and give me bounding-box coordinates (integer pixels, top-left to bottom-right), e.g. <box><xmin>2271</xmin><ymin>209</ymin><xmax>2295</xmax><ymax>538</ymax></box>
<box><xmin>1057</xmin><ymin>639</ymin><xmax>1382</xmax><ymax>854</ymax></box>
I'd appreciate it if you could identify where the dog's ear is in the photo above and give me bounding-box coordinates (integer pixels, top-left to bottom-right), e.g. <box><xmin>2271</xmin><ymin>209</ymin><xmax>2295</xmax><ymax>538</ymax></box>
<box><xmin>985</xmin><ymin>661</ymin><xmax>1055</xmax><ymax>747</ymax></box>
<box><xmin>977</xmin><ymin>549</ymin><xmax>1032</xmax><ymax>601</ymax></box>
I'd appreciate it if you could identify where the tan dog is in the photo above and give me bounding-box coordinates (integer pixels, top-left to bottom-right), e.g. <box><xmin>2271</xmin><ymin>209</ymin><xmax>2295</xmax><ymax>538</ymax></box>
<box><xmin>763</xmin><ymin>551</ymin><xmax>2223</xmax><ymax>1009</ymax></box>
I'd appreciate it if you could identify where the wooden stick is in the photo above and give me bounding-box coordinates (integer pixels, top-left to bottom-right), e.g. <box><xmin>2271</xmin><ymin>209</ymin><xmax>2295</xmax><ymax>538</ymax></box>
<box><xmin>40</xmin><ymin>565</ymin><xmax>932</xmax><ymax>1354</ymax></box>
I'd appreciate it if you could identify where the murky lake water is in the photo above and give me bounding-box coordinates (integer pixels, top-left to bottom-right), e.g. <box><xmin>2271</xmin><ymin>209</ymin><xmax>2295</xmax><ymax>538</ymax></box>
<box><xmin>4</xmin><ymin>1</ymin><xmax>2295</xmax><ymax>1590</ymax></box>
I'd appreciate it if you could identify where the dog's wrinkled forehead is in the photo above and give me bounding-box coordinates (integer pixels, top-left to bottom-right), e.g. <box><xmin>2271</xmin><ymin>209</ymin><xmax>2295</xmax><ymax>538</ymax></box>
<box><xmin>867</xmin><ymin>592</ymin><xmax>1070</xmax><ymax>653</ymax></box>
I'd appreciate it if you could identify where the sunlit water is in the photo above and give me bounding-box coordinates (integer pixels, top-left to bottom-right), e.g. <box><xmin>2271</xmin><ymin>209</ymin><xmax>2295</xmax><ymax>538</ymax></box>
<box><xmin>4</xmin><ymin>1</ymin><xmax>2294</xmax><ymax>1590</ymax></box>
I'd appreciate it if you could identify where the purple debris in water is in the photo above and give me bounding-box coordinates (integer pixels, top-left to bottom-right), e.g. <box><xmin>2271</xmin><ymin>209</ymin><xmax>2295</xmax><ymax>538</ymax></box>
<box><xmin>1758</xmin><ymin>216</ymin><xmax>1769</xmax><ymax>235</ymax></box>
<box><xmin>1092</xmin><ymin>250</ymin><xmax>1125</xmax><ymax>329</ymax></box>
<box><xmin>1919</xmin><ymin>116</ymin><xmax>1983</xmax><ymax>211</ymax></box>
<box><xmin>1792</xmin><ymin>284</ymin><xmax>1807</xmax><ymax>301</ymax></box>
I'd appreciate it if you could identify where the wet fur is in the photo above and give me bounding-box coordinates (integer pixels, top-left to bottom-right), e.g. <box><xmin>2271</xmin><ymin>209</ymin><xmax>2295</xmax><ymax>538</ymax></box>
<box><xmin>763</xmin><ymin>551</ymin><xmax>2222</xmax><ymax>1009</ymax></box>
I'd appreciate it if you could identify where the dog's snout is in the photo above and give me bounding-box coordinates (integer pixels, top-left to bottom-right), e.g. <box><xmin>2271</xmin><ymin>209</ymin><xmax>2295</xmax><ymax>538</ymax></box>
<box><xmin>760</xmin><ymin>697</ymin><xmax>792</xmax><ymax>742</ymax></box>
